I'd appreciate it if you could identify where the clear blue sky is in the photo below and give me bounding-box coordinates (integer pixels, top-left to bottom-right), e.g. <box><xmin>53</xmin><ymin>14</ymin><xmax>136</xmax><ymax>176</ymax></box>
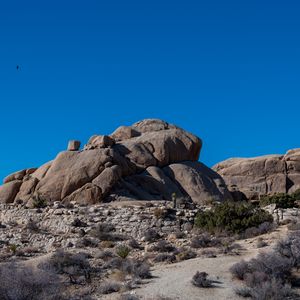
<box><xmin>0</xmin><ymin>0</ymin><xmax>300</xmax><ymax>181</ymax></box>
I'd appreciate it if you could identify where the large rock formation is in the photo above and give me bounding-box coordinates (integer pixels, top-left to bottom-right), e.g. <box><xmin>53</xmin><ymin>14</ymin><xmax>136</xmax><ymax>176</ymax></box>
<box><xmin>0</xmin><ymin>119</ymin><xmax>232</xmax><ymax>206</ymax></box>
<box><xmin>213</xmin><ymin>149</ymin><xmax>300</xmax><ymax>200</ymax></box>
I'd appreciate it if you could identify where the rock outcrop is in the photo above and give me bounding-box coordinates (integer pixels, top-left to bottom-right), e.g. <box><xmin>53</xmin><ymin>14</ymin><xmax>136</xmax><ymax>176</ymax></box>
<box><xmin>213</xmin><ymin>149</ymin><xmax>300</xmax><ymax>200</ymax></box>
<box><xmin>0</xmin><ymin>119</ymin><xmax>231</xmax><ymax>205</ymax></box>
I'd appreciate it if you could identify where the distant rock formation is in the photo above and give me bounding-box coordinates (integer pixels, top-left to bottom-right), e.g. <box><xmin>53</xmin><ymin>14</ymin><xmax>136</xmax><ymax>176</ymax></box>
<box><xmin>0</xmin><ymin>119</ymin><xmax>231</xmax><ymax>206</ymax></box>
<box><xmin>213</xmin><ymin>149</ymin><xmax>300</xmax><ymax>200</ymax></box>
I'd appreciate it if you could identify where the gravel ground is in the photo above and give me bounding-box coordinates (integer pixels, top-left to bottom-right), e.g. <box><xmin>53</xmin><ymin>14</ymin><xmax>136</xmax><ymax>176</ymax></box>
<box><xmin>132</xmin><ymin>226</ymin><xmax>288</xmax><ymax>300</ymax></box>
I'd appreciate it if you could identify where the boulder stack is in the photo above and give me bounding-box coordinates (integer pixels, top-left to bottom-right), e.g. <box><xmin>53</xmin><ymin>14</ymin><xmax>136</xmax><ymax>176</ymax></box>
<box><xmin>0</xmin><ymin>119</ymin><xmax>231</xmax><ymax>206</ymax></box>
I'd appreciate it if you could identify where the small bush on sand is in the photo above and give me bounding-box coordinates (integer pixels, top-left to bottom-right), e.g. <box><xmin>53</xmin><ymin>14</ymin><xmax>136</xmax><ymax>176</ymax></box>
<box><xmin>190</xmin><ymin>233</ymin><xmax>221</xmax><ymax>248</ymax></box>
<box><xmin>176</xmin><ymin>248</ymin><xmax>197</xmax><ymax>261</ymax></box>
<box><xmin>104</xmin><ymin>257</ymin><xmax>151</xmax><ymax>280</ymax></box>
<box><xmin>191</xmin><ymin>271</ymin><xmax>213</xmax><ymax>288</ymax></box>
<box><xmin>230</xmin><ymin>260</ymin><xmax>249</xmax><ymax>280</ymax></box>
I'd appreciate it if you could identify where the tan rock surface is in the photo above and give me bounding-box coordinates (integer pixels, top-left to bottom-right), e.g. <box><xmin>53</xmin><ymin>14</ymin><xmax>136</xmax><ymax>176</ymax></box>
<box><xmin>214</xmin><ymin>149</ymin><xmax>300</xmax><ymax>199</ymax></box>
<box><xmin>0</xmin><ymin>119</ymin><xmax>230</xmax><ymax>205</ymax></box>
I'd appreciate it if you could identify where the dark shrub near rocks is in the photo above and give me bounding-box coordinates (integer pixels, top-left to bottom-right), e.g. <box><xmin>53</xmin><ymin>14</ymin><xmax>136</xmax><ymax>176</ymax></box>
<box><xmin>151</xmin><ymin>240</ymin><xmax>176</xmax><ymax>253</ymax></box>
<box><xmin>90</xmin><ymin>223</ymin><xmax>126</xmax><ymax>241</ymax></box>
<box><xmin>128</xmin><ymin>239</ymin><xmax>143</xmax><ymax>250</ymax></box>
<box><xmin>194</xmin><ymin>201</ymin><xmax>273</xmax><ymax>235</ymax></box>
<box><xmin>143</xmin><ymin>228</ymin><xmax>160</xmax><ymax>242</ymax></box>
<box><xmin>71</xmin><ymin>218</ymin><xmax>87</xmax><ymax>227</ymax></box>
<box><xmin>260</xmin><ymin>191</ymin><xmax>300</xmax><ymax>209</ymax></box>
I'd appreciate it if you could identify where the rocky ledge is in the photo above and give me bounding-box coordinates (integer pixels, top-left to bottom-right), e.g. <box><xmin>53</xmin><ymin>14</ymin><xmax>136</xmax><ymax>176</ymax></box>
<box><xmin>213</xmin><ymin>149</ymin><xmax>300</xmax><ymax>200</ymax></box>
<box><xmin>0</xmin><ymin>119</ymin><xmax>231</xmax><ymax>206</ymax></box>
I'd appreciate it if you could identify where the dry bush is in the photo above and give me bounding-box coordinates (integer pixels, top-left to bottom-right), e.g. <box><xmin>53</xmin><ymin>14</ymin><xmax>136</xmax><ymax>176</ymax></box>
<box><xmin>256</xmin><ymin>238</ymin><xmax>268</xmax><ymax>248</ymax></box>
<box><xmin>190</xmin><ymin>233</ymin><xmax>221</xmax><ymax>249</ymax></box>
<box><xmin>231</xmin><ymin>231</ymin><xmax>300</xmax><ymax>299</ymax></box>
<box><xmin>243</xmin><ymin>222</ymin><xmax>275</xmax><ymax>239</ymax></box>
<box><xmin>143</xmin><ymin>229</ymin><xmax>160</xmax><ymax>242</ymax></box>
<box><xmin>41</xmin><ymin>249</ymin><xmax>91</xmax><ymax>284</ymax></box>
<box><xmin>128</xmin><ymin>239</ymin><xmax>142</xmax><ymax>250</ymax></box>
<box><xmin>153</xmin><ymin>253</ymin><xmax>176</xmax><ymax>263</ymax></box>
<box><xmin>250</xmin><ymin>279</ymin><xmax>295</xmax><ymax>300</ymax></box>
<box><xmin>191</xmin><ymin>271</ymin><xmax>213</xmax><ymax>288</ymax></box>
<box><xmin>0</xmin><ymin>262</ymin><xmax>63</xmax><ymax>300</ymax></box>
<box><xmin>98</xmin><ymin>281</ymin><xmax>121</xmax><ymax>294</ymax></box>
<box><xmin>95</xmin><ymin>250</ymin><xmax>115</xmax><ymax>260</ymax></box>
<box><xmin>230</xmin><ymin>260</ymin><xmax>249</xmax><ymax>280</ymax></box>
<box><xmin>71</xmin><ymin>218</ymin><xmax>87</xmax><ymax>227</ymax></box>
<box><xmin>119</xmin><ymin>294</ymin><xmax>140</xmax><ymax>300</ymax></box>
<box><xmin>120</xmin><ymin>259</ymin><xmax>152</xmax><ymax>279</ymax></box>
<box><xmin>90</xmin><ymin>223</ymin><xmax>126</xmax><ymax>241</ymax></box>
<box><xmin>234</xmin><ymin>286</ymin><xmax>252</xmax><ymax>298</ymax></box>
<box><xmin>176</xmin><ymin>248</ymin><xmax>197</xmax><ymax>261</ymax></box>
<box><xmin>25</xmin><ymin>219</ymin><xmax>39</xmax><ymax>232</ymax></box>
<box><xmin>151</xmin><ymin>240</ymin><xmax>176</xmax><ymax>253</ymax></box>
<box><xmin>76</xmin><ymin>237</ymin><xmax>98</xmax><ymax>248</ymax></box>
<box><xmin>201</xmin><ymin>249</ymin><xmax>217</xmax><ymax>258</ymax></box>
<box><xmin>104</xmin><ymin>258</ymin><xmax>151</xmax><ymax>280</ymax></box>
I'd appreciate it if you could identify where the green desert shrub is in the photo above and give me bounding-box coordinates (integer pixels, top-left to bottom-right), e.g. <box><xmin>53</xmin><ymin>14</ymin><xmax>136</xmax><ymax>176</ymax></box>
<box><xmin>292</xmin><ymin>188</ymin><xmax>300</xmax><ymax>200</ymax></box>
<box><xmin>194</xmin><ymin>201</ymin><xmax>273</xmax><ymax>234</ymax></box>
<box><xmin>32</xmin><ymin>194</ymin><xmax>47</xmax><ymax>208</ymax></box>
<box><xmin>116</xmin><ymin>245</ymin><xmax>131</xmax><ymax>259</ymax></box>
<box><xmin>260</xmin><ymin>193</ymin><xmax>298</xmax><ymax>209</ymax></box>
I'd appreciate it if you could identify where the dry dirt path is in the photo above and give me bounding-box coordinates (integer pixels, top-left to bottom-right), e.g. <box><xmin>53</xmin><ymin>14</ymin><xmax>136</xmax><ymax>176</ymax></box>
<box><xmin>132</xmin><ymin>226</ymin><xmax>289</xmax><ymax>300</ymax></box>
